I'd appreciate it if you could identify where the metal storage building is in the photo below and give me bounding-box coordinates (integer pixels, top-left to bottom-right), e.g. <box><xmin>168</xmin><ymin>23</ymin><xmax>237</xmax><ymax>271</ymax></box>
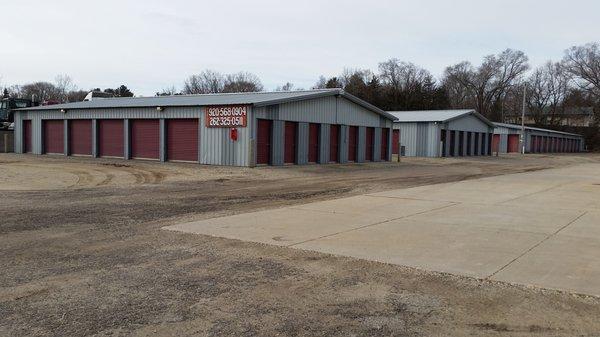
<box><xmin>492</xmin><ymin>122</ymin><xmax>585</xmax><ymax>154</ymax></box>
<box><xmin>388</xmin><ymin>109</ymin><xmax>495</xmax><ymax>157</ymax></box>
<box><xmin>13</xmin><ymin>89</ymin><xmax>396</xmax><ymax>167</ymax></box>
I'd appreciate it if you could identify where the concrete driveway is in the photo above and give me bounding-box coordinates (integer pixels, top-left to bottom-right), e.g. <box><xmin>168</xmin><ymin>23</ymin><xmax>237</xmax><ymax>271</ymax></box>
<box><xmin>165</xmin><ymin>163</ymin><xmax>600</xmax><ymax>296</ymax></box>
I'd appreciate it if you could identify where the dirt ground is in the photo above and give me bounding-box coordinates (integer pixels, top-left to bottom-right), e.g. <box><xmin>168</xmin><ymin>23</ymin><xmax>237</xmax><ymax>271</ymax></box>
<box><xmin>1</xmin><ymin>153</ymin><xmax>600</xmax><ymax>337</ymax></box>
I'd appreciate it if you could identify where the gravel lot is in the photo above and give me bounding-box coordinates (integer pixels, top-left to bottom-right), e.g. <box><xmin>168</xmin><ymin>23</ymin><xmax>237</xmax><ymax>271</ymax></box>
<box><xmin>1</xmin><ymin>153</ymin><xmax>600</xmax><ymax>337</ymax></box>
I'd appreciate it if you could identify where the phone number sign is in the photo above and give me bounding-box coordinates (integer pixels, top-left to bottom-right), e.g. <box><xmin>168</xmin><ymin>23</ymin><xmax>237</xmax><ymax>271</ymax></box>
<box><xmin>206</xmin><ymin>105</ymin><xmax>248</xmax><ymax>128</ymax></box>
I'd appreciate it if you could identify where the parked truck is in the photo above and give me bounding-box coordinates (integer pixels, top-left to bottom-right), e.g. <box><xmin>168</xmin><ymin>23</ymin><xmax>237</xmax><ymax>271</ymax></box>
<box><xmin>0</xmin><ymin>98</ymin><xmax>36</xmax><ymax>130</ymax></box>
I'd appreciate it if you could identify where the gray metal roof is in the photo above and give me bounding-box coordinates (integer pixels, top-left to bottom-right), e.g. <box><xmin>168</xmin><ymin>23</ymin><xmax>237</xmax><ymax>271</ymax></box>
<box><xmin>493</xmin><ymin>122</ymin><xmax>583</xmax><ymax>137</ymax></box>
<box><xmin>19</xmin><ymin>89</ymin><xmax>396</xmax><ymax>120</ymax></box>
<box><xmin>388</xmin><ymin>109</ymin><xmax>494</xmax><ymax>127</ymax></box>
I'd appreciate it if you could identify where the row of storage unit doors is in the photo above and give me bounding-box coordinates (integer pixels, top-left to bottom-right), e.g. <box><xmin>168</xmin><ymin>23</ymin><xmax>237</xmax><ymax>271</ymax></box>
<box><xmin>22</xmin><ymin>119</ymin><xmax>199</xmax><ymax>161</ymax></box>
<box><xmin>256</xmin><ymin>120</ymin><xmax>392</xmax><ymax>165</ymax></box>
<box><xmin>441</xmin><ymin>130</ymin><xmax>492</xmax><ymax>157</ymax></box>
<box><xmin>529</xmin><ymin>135</ymin><xmax>581</xmax><ymax>153</ymax></box>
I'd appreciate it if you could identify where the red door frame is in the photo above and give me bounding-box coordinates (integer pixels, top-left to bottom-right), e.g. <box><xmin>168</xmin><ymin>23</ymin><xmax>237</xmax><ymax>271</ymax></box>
<box><xmin>348</xmin><ymin>126</ymin><xmax>358</xmax><ymax>162</ymax></box>
<box><xmin>43</xmin><ymin>120</ymin><xmax>64</xmax><ymax>154</ymax></box>
<box><xmin>284</xmin><ymin>121</ymin><xmax>297</xmax><ymax>164</ymax></box>
<box><xmin>166</xmin><ymin>119</ymin><xmax>199</xmax><ymax>162</ymax></box>
<box><xmin>23</xmin><ymin>120</ymin><xmax>32</xmax><ymax>153</ymax></box>
<box><xmin>130</xmin><ymin>119</ymin><xmax>160</xmax><ymax>159</ymax></box>
<box><xmin>380</xmin><ymin>128</ymin><xmax>389</xmax><ymax>160</ymax></box>
<box><xmin>69</xmin><ymin>120</ymin><xmax>93</xmax><ymax>156</ymax></box>
<box><xmin>329</xmin><ymin>125</ymin><xmax>339</xmax><ymax>163</ymax></box>
<box><xmin>392</xmin><ymin>129</ymin><xmax>400</xmax><ymax>155</ymax></box>
<box><xmin>256</xmin><ymin>119</ymin><xmax>272</xmax><ymax>165</ymax></box>
<box><xmin>365</xmin><ymin>127</ymin><xmax>374</xmax><ymax>161</ymax></box>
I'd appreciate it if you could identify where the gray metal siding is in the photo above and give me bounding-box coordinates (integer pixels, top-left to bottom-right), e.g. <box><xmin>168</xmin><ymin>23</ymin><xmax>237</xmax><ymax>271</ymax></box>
<box><xmin>271</xmin><ymin>120</ymin><xmax>285</xmax><ymax>166</ymax></box>
<box><xmin>357</xmin><ymin>126</ymin><xmax>366</xmax><ymax>162</ymax></box>
<box><xmin>373</xmin><ymin>128</ymin><xmax>382</xmax><ymax>162</ymax></box>
<box><xmin>319</xmin><ymin>124</ymin><xmax>330</xmax><ymax>164</ymax></box>
<box><xmin>339</xmin><ymin>125</ymin><xmax>349</xmax><ymax>163</ymax></box>
<box><xmin>499</xmin><ymin>134</ymin><xmax>508</xmax><ymax>153</ymax></box>
<box><xmin>448</xmin><ymin>115</ymin><xmax>490</xmax><ymax>133</ymax></box>
<box><xmin>297</xmin><ymin>122</ymin><xmax>309</xmax><ymax>165</ymax></box>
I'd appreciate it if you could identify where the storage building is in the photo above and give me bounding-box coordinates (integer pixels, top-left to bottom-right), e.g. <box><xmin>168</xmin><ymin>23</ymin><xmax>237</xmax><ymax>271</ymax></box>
<box><xmin>13</xmin><ymin>89</ymin><xmax>396</xmax><ymax>166</ymax></box>
<box><xmin>492</xmin><ymin>122</ymin><xmax>585</xmax><ymax>153</ymax></box>
<box><xmin>388</xmin><ymin>109</ymin><xmax>495</xmax><ymax>157</ymax></box>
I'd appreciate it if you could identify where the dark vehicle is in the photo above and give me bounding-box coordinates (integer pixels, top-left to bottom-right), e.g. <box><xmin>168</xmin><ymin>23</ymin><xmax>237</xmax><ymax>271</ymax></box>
<box><xmin>0</xmin><ymin>98</ymin><xmax>36</xmax><ymax>129</ymax></box>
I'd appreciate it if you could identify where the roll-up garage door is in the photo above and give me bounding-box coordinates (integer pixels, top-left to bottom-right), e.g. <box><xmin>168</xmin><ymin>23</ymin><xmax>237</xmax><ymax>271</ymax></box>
<box><xmin>492</xmin><ymin>134</ymin><xmax>500</xmax><ymax>153</ymax></box>
<box><xmin>330</xmin><ymin>125</ymin><xmax>339</xmax><ymax>163</ymax></box>
<box><xmin>348</xmin><ymin>126</ymin><xmax>358</xmax><ymax>162</ymax></box>
<box><xmin>392</xmin><ymin>129</ymin><xmax>400</xmax><ymax>155</ymax></box>
<box><xmin>308</xmin><ymin>123</ymin><xmax>319</xmax><ymax>163</ymax></box>
<box><xmin>256</xmin><ymin>119</ymin><xmax>272</xmax><ymax>165</ymax></box>
<box><xmin>284</xmin><ymin>121</ymin><xmax>297</xmax><ymax>164</ymax></box>
<box><xmin>365</xmin><ymin>127</ymin><xmax>374</xmax><ymax>161</ymax></box>
<box><xmin>167</xmin><ymin>119</ymin><xmax>198</xmax><ymax>162</ymax></box>
<box><xmin>130</xmin><ymin>119</ymin><xmax>159</xmax><ymax>160</ymax></box>
<box><xmin>23</xmin><ymin>120</ymin><xmax>32</xmax><ymax>153</ymax></box>
<box><xmin>458</xmin><ymin>131</ymin><xmax>464</xmax><ymax>156</ymax></box>
<box><xmin>507</xmin><ymin>134</ymin><xmax>519</xmax><ymax>153</ymax></box>
<box><xmin>449</xmin><ymin>131</ymin><xmax>456</xmax><ymax>156</ymax></box>
<box><xmin>381</xmin><ymin>128</ymin><xmax>389</xmax><ymax>160</ymax></box>
<box><xmin>43</xmin><ymin>120</ymin><xmax>64</xmax><ymax>154</ymax></box>
<box><xmin>69</xmin><ymin>120</ymin><xmax>92</xmax><ymax>156</ymax></box>
<box><xmin>98</xmin><ymin>119</ymin><xmax>124</xmax><ymax>157</ymax></box>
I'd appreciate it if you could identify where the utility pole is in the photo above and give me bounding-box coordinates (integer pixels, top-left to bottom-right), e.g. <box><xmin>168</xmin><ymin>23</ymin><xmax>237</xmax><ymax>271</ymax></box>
<box><xmin>521</xmin><ymin>85</ymin><xmax>526</xmax><ymax>154</ymax></box>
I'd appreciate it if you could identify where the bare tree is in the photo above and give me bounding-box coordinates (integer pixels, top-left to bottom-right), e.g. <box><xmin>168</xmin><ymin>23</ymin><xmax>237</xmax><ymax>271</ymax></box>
<box><xmin>156</xmin><ymin>86</ymin><xmax>179</xmax><ymax>96</ymax></box>
<box><xmin>222</xmin><ymin>72</ymin><xmax>263</xmax><ymax>93</ymax></box>
<box><xmin>54</xmin><ymin>75</ymin><xmax>76</xmax><ymax>102</ymax></box>
<box><xmin>526</xmin><ymin>62</ymin><xmax>570</xmax><ymax>125</ymax></box>
<box><xmin>275</xmin><ymin>82</ymin><xmax>294</xmax><ymax>91</ymax></box>
<box><xmin>563</xmin><ymin>43</ymin><xmax>600</xmax><ymax>99</ymax></box>
<box><xmin>312</xmin><ymin>76</ymin><xmax>328</xmax><ymax>89</ymax></box>
<box><xmin>20</xmin><ymin>82</ymin><xmax>61</xmax><ymax>102</ymax></box>
<box><xmin>183</xmin><ymin>70</ymin><xmax>225</xmax><ymax>94</ymax></box>
<box><xmin>378</xmin><ymin>59</ymin><xmax>432</xmax><ymax>92</ymax></box>
<box><xmin>443</xmin><ymin>49</ymin><xmax>529</xmax><ymax>120</ymax></box>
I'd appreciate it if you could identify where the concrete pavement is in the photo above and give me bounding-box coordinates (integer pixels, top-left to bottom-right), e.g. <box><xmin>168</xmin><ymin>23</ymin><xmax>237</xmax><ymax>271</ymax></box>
<box><xmin>164</xmin><ymin>163</ymin><xmax>600</xmax><ymax>296</ymax></box>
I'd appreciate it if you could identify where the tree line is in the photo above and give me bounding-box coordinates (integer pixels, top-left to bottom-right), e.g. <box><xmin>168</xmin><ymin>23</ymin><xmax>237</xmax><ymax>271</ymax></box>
<box><xmin>2</xmin><ymin>42</ymin><xmax>599</xmax><ymax>127</ymax></box>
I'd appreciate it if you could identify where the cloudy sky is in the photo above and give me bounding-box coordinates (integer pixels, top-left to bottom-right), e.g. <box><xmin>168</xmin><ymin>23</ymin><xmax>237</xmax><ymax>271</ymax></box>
<box><xmin>1</xmin><ymin>0</ymin><xmax>598</xmax><ymax>96</ymax></box>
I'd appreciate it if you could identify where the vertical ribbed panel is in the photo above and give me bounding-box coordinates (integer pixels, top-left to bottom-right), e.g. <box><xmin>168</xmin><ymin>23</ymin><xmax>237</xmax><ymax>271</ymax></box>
<box><xmin>499</xmin><ymin>134</ymin><xmax>508</xmax><ymax>153</ymax></box>
<box><xmin>123</xmin><ymin>119</ymin><xmax>130</xmax><ymax>159</ymax></box>
<box><xmin>319</xmin><ymin>124</ymin><xmax>330</xmax><ymax>164</ymax></box>
<box><xmin>445</xmin><ymin>129</ymin><xmax>451</xmax><ymax>157</ymax></box>
<box><xmin>200</xmin><ymin>106</ymin><xmax>250</xmax><ymax>166</ymax></box>
<box><xmin>14</xmin><ymin>112</ymin><xmax>22</xmax><ymax>153</ymax></box>
<box><xmin>270</xmin><ymin>120</ymin><xmax>285</xmax><ymax>166</ymax></box>
<box><xmin>91</xmin><ymin>119</ymin><xmax>98</xmax><ymax>157</ymax></box>
<box><xmin>386</xmin><ymin>127</ymin><xmax>392</xmax><ymax>161</ymax></box>
<box><xmin>357</xmin><ymin>126</ymin><xmax>366</xmax><ymax>162</ymax></box>
<box><xmin>296</xmin><ymin>122</ymin><xmax>309</xmax><ymax>165</ymax></box>
<box><xmin>63</xmin><ymin>120</ymin><xmax>69</xmax><ymax>156</ymax></box>
<box><xmin>373</xmin><ymin>128</ymin><xmax>382</xmax><ymax>162</ymax></box>
<box><xmin>339</xmin><ymin>125</ymin><xmax>349</xmax><ymax>163</ymax></box>
<box><xmin>159</xmin><ymin>119</ymin><xmax>166</xmax><ymax>162</ymax></box>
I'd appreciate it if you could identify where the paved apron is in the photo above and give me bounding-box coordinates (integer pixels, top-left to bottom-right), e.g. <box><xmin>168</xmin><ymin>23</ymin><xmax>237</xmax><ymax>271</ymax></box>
<box><xmin>164</xmin><ymin>163</ymin><xmax>600</xmax><ymax>296</ymax></box>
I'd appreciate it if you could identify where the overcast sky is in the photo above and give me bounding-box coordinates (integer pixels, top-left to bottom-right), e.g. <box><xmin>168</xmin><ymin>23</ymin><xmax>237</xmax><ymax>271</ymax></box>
<box><xmin>1</xmin><ymin>0</ymin><xmax>599</xmax><ymax>96</ymax></box>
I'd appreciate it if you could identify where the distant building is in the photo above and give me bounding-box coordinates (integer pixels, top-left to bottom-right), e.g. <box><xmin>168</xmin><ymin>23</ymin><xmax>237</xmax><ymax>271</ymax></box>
<box><xmin>503</xmin><ymin>107</ymin><xmax>595</xmax><ymax>127</ymax></box>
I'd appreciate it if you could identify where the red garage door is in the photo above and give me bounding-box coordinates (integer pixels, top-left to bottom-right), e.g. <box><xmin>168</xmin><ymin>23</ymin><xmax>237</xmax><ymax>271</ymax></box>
<box><xmin>381</xmin><ymin>128</ymin><xmax>389</xmax><ymax>160</ymax></box>
<box><xmin>167</xmin><ymin>119</ymin><xmax>198</xmax><ymax>162</ymax></box>
<box><xmin>69</xmin><ymin>120</ymin><xmax>92</xmax><ymax>156</ymax></box>
<box><xmin>23</xmin><ymin>120</ymin><xmax>32</xmax><ymax>153</ymax></box>
<box><xmin>98</xmin><ymin>120</ymin><xmax>124</xmax><ymax>157</ymax></box>
<box><xmin>392</xmin><ymin>129</ymin><xmax>400</xmax><ymax>155</ymax></box>
<box><xmin>330</xmin><ymin>124</ymin><xmax>339</xmax><ymax>163</ymax></box>
<box><xmin>365</xmin><ymin>127</ymin><xmax>374</xmax><ymax>161</ymax></box>
<box><xmin>284</xmin><ymin>121</ymin><xmax>297</xmax><ymax>164</ymax></box>
<box><xmin>308</xmin><ymin>123</ymin><xmax>319</xmax><ymax>163</ymax></box>
<box><xmin>256</xmin><ymin>119</ymin><xmax>272</xmax><ymax>165</ymax></box>
<box><xmin>43</xmin><ymin>120</ymin><xmax>64</xmax><ymax>154</ymax></box>
<box><xmin>492</xmin><ymin>134</ymin><xmax>500</xmax><ymax>153</ymax></box>
<box><xmin>131</xmin><ymin>119</ymin><xmax>159</xmax><ymax>160</ymax></box>
<box><xmin>348</xmin><ymin>126</ymin><xmax>358</xmax><ymax>162</ymax></box>
<box><xmin>507</xmin><ymin>134</ymin><xmax>519</xmax><ymax>153</ymax></box>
